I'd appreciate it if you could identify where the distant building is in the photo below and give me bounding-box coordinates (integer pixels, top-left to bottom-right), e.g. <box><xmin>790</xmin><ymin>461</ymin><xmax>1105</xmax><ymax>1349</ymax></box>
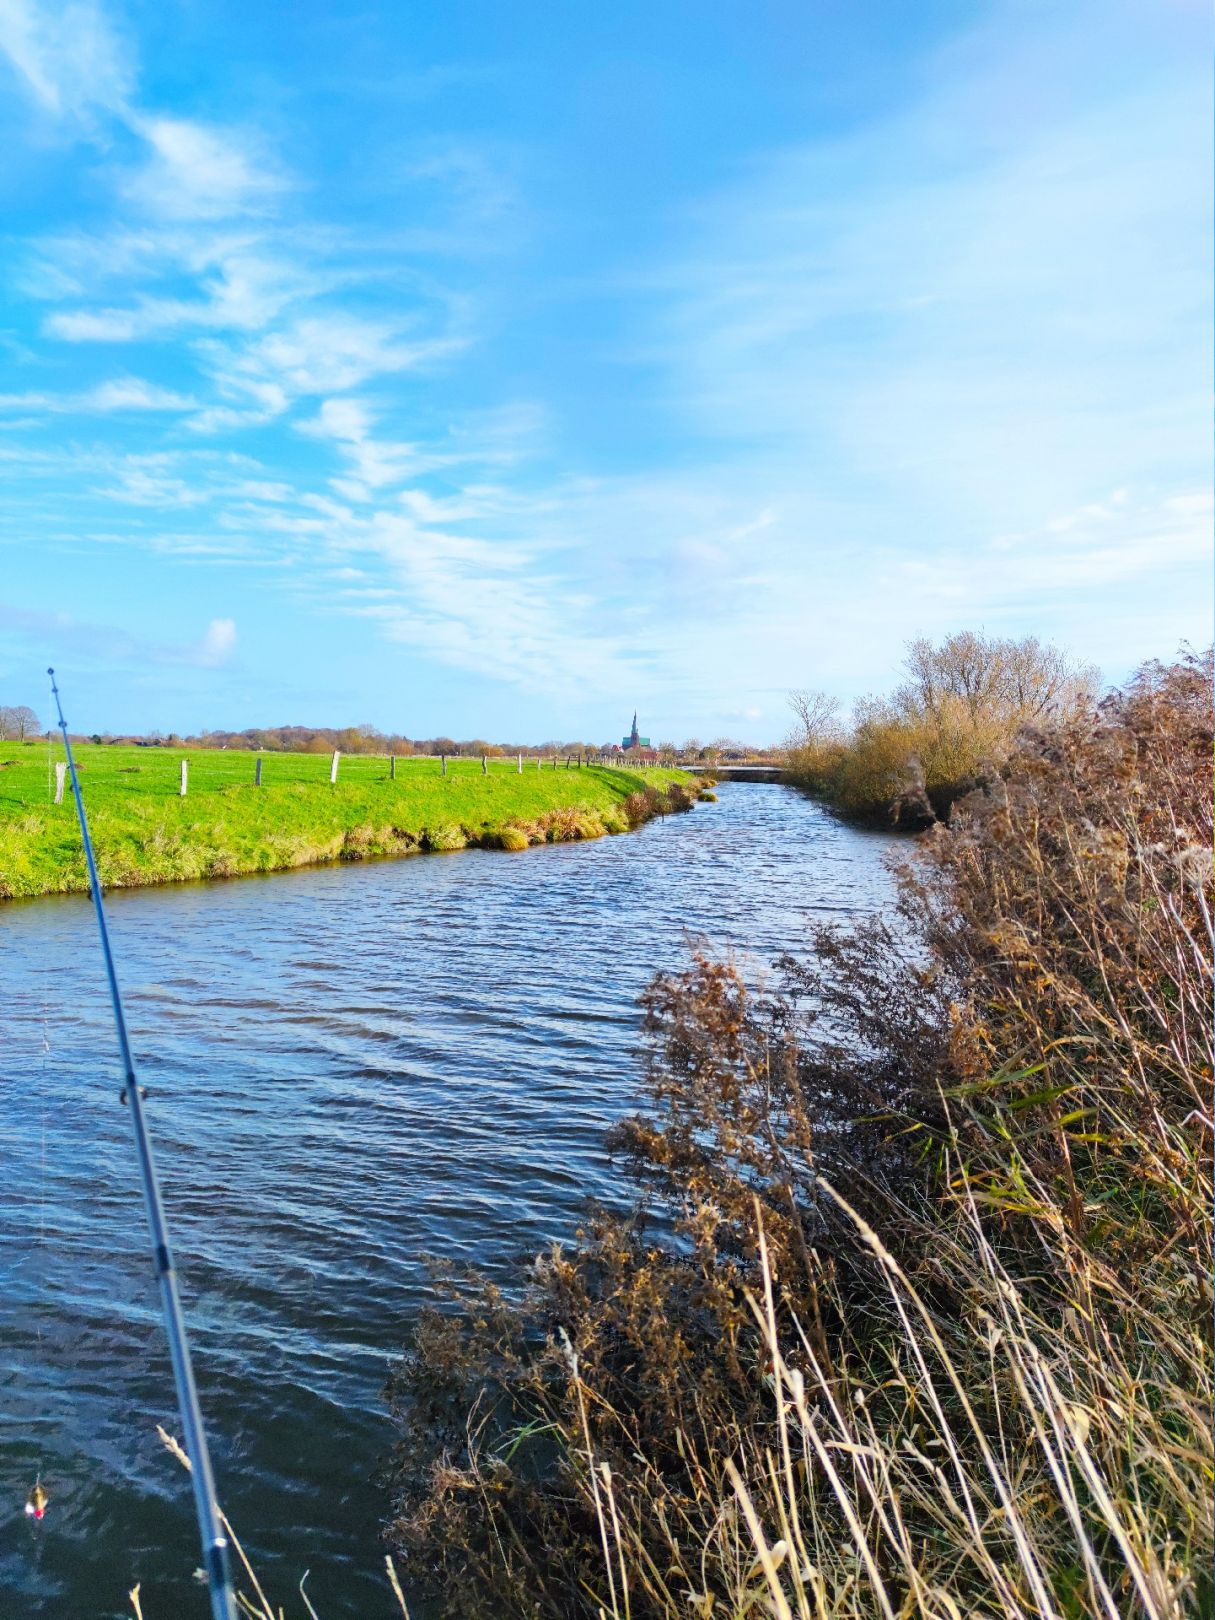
<box><xmin>621</xmin><ymin>711</ymin><xmax>651</xmax><ymax>751</ymax></box>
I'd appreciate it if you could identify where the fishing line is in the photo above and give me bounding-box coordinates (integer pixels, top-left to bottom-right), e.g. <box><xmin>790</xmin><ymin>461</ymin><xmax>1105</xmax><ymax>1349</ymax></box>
<box><xmin>47</xmin><ymin>669</ymin><xmax>236</xmax><ymax>1620</ymax></box>
<box><xmin>25</xmin><ymin>733</ymin><xmax>56</xmax><ymax>1525</ymax></box>
<box><xmin>24</xmin><ymin>993</ymin><xmax>51</xmax><ymax>1528</ymax></box>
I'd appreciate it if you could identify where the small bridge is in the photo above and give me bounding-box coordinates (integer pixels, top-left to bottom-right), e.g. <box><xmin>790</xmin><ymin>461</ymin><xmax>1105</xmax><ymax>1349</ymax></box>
<box><xmin>685</xmin><ymin>764</ymin><xmax>789</xmax><ymax>783</ymax></box>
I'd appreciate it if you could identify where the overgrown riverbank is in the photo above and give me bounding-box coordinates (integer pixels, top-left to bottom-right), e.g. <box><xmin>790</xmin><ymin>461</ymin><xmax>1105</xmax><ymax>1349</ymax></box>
<box><xmin>0</xmin><ymin>745</ymin><xmax>698</xmax><ymax>899</ymax></box>
<box><xmin>786</xmin><ymin>631</ymin><xmax>1097</xmax><ymax>826</ymax></box>
<box><xmin>384</xmin><ymin>652</ymin><xmax>1213</xmax><ymax>1619</ymax></box>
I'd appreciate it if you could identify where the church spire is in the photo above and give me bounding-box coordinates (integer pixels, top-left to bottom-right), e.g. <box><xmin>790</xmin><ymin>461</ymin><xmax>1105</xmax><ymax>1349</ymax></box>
<box><xmin>622</xmin><ymin>710</ymin><xmax>649</xmax><ymax>751</ymax></box>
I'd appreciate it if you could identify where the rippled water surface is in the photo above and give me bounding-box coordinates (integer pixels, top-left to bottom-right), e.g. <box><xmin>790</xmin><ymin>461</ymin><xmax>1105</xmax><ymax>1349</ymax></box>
<box><xmin>1</xmin><ymin>785</ymin><xmax>896</xmax><ymax>1617</ymax></box>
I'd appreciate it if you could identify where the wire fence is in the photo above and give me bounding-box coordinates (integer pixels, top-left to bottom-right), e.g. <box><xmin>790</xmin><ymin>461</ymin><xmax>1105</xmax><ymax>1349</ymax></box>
<box><xmin>0</xmin><ymin>743</ymin><xmax>674</xmax><ymax>807</ymax></box>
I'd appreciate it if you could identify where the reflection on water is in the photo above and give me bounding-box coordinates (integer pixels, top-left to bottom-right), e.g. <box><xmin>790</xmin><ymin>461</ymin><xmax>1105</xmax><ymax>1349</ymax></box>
<box><xmin>0</xmin><ymin>786</ymin><xmax>896</xmax><ymax>1617</ymax></box>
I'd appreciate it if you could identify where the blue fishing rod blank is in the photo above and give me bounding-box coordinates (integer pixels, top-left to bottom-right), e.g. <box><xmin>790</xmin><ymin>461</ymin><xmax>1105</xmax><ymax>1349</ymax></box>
<box><xmin>48</xmin><ymin>669</ymin><xmax>236</xmax><ymax>1620</ymax></box>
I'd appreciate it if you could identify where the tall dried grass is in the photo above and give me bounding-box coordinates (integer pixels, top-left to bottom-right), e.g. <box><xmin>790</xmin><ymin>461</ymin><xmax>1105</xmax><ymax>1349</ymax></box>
<box><xmin>145</xmin><ymin>1427</ymin><xmax>412</xmax><ymax>1619</ymax></box>
<box><xmin>383</xmin><ymin>652</ymin><xmax>1212</xmax><ymax>1619</ymax></box>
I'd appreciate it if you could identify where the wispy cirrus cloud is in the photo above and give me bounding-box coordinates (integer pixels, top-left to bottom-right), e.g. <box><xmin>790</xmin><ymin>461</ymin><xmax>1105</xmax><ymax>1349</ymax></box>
<box><xmin>0</xmin><ymin>376</ymin><xmax>196</xmax><ymax>413</ymax></box>
<box><xmin>0</xmin><ymin>0</ymin><xmax>277</xmax><ymax>221</ymax></box>
<box><xmin>0</xmin><ymin>0</ymin><xmax>471</xmax><ymax>451</ymax></box>
<box><xmin>297</xmin><ymin>397</ymin><xmax>470</xmax><ymax>500</ymax></box>
<box><xmin>203</xmin><ymin>314</ymin><xmax>462</xmax><ymax>407</ymax></box>
<box><xmin>0</xmin><ymin>0</ymin><xmax>131</xmax><ymax>121</ymax></box>
<box><xmin>123</xmin><ymin>114</ymin><xmax>288</xmax><ymax>220</ymax></box>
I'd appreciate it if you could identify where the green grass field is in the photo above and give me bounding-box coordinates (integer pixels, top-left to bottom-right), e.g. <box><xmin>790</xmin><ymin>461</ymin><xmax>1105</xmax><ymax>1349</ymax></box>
<box><xmin>0</xmin><ymin>742</ymin><xmax>693</xmax><ymax>899</ymax></box>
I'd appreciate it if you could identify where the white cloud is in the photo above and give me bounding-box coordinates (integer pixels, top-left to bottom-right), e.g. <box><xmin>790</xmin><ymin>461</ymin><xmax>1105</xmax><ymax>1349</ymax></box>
<box><xmin>195</xmin><ymin>616</ymin><xmax>237</xmax><ymax>665</ymax></box>
<box><xmin>0</xmin><ymin>0</ymin><xmax>132</xmax><ymax>120</ymax></box>
<box><xmin>0</xmin><ymin>1</ymin><xmax>282</xmax><ymax>215</ymax></box>
<box><xmin>0</xmin><ymin>376</ymin><xmax>195</xmax><ymax>413</ymax></box>
<box><xmin>99</xmin><ymin>465</ymin><xmax>208</xmax><ymax>506</ymax></box>
<box><xmin>86</xmin><ymin>377</ymin><xmax>194</xmax><ymax>411</ymax></box>
<box><xmin>43</xmin><ymin>242</ymin><xmax>319</xmax><ymax>342</ymax></box>
<box><xmin>250</xmin><ymin>316</ymin><xmax>459</xmax><ymax>395</ymax></box>
<box><xmin>297</xmin><ymin>396</ymin><xmax>437</xmax><ymax>495</ymax></box>
<box><xmin>302</xmin><ymin>397</ymin><xmax>372</xmax><ymax>443</ymax></box>
<box><xmin>45</xmin><ymin>306</ymin><xmax>146</xmax><ymax>341</ymax></box>
<box><xmin>124</xmin><ymin>115</ymin><xmax>286</xmax><ymax>221</ymax></box>
<box><xmin>398</xmin><ymin>486</ymin><xmax>517</xmax><ymax>524</ymax></box>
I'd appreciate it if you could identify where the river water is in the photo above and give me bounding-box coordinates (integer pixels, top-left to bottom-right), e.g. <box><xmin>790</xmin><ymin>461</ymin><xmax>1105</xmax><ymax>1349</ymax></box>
<box><xmin>0</xmin><ymin>784</ymin><xmax>896</xmax><ymax>1618</ymax></box>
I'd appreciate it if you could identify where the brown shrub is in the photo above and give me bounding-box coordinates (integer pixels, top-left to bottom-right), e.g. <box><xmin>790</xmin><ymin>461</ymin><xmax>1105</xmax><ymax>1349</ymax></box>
<box><xmin>621</xmin><ymin>789</ymin><xmax>654</xmax><ymax>827</ymax></box>
<box><xmin>621</xmin><ymin>783</ymin><xmax>697</xmax><ymax>828</ymax></box>
<box><xmin>662</xmin><ymin>780</ymin><xmax>697</xmax><ymax>813</ymax></box>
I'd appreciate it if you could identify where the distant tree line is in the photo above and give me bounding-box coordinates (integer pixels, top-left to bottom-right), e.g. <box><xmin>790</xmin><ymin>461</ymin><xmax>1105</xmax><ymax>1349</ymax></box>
<box><xmin>62</xmin><ymin>723</ymin><xmax>779</xmax><ymax>761</ymax></box>
<box><xmin>186</xmin><ymin>725</ymin><xmax>413</xmax><ymax>754</ymax></box>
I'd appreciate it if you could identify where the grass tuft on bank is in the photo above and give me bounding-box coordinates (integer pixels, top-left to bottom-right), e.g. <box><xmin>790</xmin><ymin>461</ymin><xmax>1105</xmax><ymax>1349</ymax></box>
<box><xmin>0</xmin><ymin>745</ymin><xmax>697</xmax><ymax>899</ymax></box>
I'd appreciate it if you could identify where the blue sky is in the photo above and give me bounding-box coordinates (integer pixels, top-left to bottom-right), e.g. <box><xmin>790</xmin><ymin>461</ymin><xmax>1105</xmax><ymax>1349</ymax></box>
<box><xmin>0</xmin><ymin>0</ymin><xmax>1208</xmax><ymax>742</ymax></box>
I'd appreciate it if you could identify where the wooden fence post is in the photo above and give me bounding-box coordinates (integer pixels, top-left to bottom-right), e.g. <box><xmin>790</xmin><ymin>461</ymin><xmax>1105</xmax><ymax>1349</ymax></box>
<box><xmin>330</xmin><ymin>750</ymin><xmax>340</xmax><ymax>784</ymax></box>
<box><xmin>179</xmin><ymin>759</ymin><xmax>188</xmax><ymax>797</ymax></box>
<box><xmin>54</xmin><ymin>761</ymin><xmax>66</xmax><ymax>804</ymax></box>
<box><xmin>441</xmin><ymin>754</ymin><xmax>447</xmax><ymax>776</ymax></box>
<box><xmin>517</xmin><ymin>753</ymin><xmax>522</xmax><ymax>774</ymax></box>
<box><xmin>255</xmin><ymin>756</ymin><xmax>262</xmax><ymax>787</ymax></box>
<box><xmin>482</xmin><ymin>754</ymin><xmax>488</xmax><ymax>775</ymax></box>
<box><xmin>390</xmin><ymin>754</ymin><xmax>397</xmax><ymax>780</ymax></box>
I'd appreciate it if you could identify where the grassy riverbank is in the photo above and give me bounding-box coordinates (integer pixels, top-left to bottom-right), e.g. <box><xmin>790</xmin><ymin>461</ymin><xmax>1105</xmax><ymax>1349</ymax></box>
<box><xmin>384</xmin><ymin>652</ymin><xmax>1213</xmax><ymax>1619</ymax></box>
<box><xmin>0</xmin><ymin>744</ymin><xmax>696</xmax><ymax>899</ymax></box>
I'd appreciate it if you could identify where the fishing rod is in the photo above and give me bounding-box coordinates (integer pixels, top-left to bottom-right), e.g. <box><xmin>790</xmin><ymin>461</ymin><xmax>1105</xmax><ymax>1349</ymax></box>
<box><xmin>47</xmin><ymin>669</ymin><xmax>236</xmax><ymax>1620</ymax></box>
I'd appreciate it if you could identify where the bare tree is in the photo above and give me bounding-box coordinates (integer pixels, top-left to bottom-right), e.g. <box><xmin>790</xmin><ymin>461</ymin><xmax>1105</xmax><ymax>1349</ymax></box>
<box><xmin>786</xmin><ymin>689</ymin><xmax>840</xmax><ymax>749</ymax></box>
<box><xmin>1001</xmin><ymin>636</ymin><xmax>1098</xmax><ymax>719</ymax></box>
<box><xmin>898</xmin><ymin>633</ymin><xmax>1094</xmax><ymax>729</ymax></box>
<box><xmin>0</xmin><ymin>704</ymin><xmax>39</xmax><ymax>741</ymax></box>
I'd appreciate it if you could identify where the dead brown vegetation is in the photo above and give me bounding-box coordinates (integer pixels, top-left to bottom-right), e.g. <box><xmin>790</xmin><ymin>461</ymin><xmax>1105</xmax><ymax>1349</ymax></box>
<box><xmin>382</xmin><ymin>652</ymin><xmax>1212</xmax><ymax>1619</ymax></box>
